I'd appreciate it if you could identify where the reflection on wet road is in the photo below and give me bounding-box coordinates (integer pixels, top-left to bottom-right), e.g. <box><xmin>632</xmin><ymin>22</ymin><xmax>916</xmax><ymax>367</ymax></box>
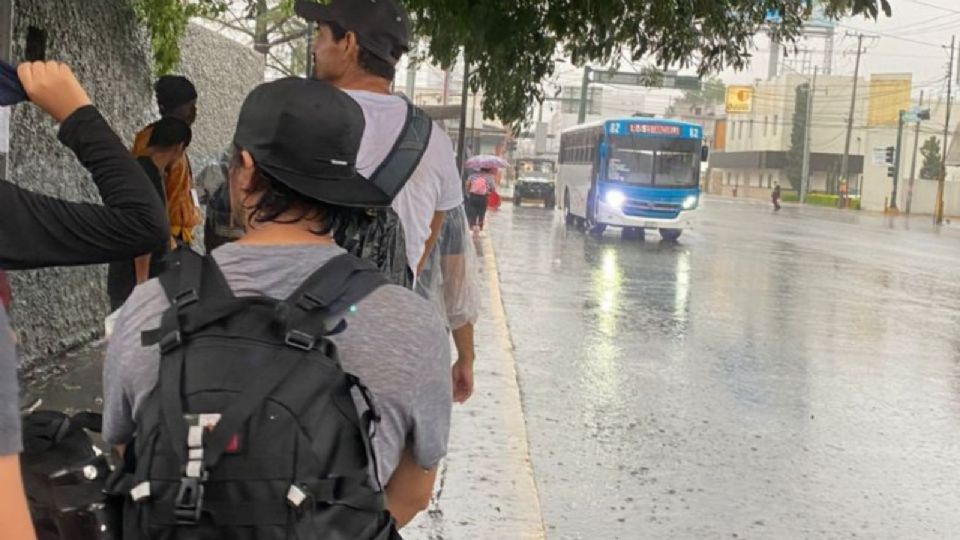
<box><xmin>488</xmin><ymin>198</ymin><xmax>960</xmax><ymax>539</ymax></box>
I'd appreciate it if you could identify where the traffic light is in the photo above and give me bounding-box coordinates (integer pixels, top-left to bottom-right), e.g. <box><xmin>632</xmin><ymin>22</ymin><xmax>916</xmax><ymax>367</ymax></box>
<box><xmin>884</xmin><ymin>146</ymin><xmax>895</xmax><ymax>164</ymax></box>
<box><xmin>887</xmin><ymin>166</ymin><xmax>896</xmax><ymax>178</ymax></box>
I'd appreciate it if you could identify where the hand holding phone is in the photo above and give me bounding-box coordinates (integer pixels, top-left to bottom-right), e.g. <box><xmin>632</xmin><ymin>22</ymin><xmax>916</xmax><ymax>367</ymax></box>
<box><xmin>17</xmin><ymin>61</ymin><xmax>92</xmax><ymax>123</ymax></box>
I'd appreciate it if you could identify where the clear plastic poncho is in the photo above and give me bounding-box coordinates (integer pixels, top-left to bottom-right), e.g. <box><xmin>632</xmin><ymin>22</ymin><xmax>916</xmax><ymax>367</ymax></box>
<box><xmin>416</xmin><ymin>204</ymin><xmax>481</xmax><ymax>330</ymax></box>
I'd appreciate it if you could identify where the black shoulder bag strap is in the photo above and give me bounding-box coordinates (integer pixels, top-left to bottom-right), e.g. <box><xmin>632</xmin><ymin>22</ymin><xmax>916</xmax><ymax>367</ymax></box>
<box><xmin>367</xmin><ymin>101</ymin><xmax>433</xmax><ymax>199</ymax></box>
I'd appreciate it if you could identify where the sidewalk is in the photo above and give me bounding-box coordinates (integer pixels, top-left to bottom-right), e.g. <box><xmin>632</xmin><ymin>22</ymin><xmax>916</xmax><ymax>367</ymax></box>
<box><xmin>404</xmin><ymin>233</ymin><xmax>545</xmax><ymax>539</ymax></box>
<box><xmin>26</xmin><ymin>234</ymin><xmax>546</xmax><ymax>539</ymax></box>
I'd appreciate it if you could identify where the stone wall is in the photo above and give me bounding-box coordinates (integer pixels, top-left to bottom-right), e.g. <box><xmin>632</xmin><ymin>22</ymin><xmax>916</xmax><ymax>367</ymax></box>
<box><xmin>174</xmin><ymin>23</ymin><xmax>265</xmax><ymax>173</ymax></box>
<box><xmin>6</xmin><ymin>1</ymin><xmax>263</xmax><ymax>369</ymax></box>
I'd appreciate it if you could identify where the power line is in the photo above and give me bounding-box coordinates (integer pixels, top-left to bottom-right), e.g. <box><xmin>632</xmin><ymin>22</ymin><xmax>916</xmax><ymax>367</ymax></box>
<box><xmin>835</xmin><ymin>23</ymin><xmax>944</xmax><ymax>48</ymax></box>
<box><xmin>909</xmin><ymin>0</ymin><xmax>960</xmax><ymax>16</ymax></box>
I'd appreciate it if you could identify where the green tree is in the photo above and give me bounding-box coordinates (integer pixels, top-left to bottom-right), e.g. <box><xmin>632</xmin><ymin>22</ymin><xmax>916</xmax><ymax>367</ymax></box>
<box><xmin>200</xmin><ymin>1</ymin><xmax>310</xmax><ymax>77</ymax></box>
<box><xmin>785</xmin><ymin>82</ymin><xmax>809</xmax><ymax>193</ymax></box>
<box><xmin>135</xmin><ymin>0</ymin><xmax>891</xmax><ymax>125</ymax></box>
<box><xmin>920</xmin><ymin>136</ymin><xmax>942</xmax><ymax>180</ymax></box>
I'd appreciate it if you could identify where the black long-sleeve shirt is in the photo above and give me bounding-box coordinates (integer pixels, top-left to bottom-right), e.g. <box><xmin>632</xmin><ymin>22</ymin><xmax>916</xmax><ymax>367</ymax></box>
<box><xmin>0</xmin><ymin>105</ymin><xmax>169</xmax><ymax>269</ymax></box>
<box><xmin>0</xmin><ymin>105</ymin><xmax>170</xmax><ymax>455</ymax></box>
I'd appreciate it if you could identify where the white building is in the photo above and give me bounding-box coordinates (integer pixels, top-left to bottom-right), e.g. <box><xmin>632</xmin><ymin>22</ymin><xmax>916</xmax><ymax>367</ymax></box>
<box><xmin>707</xmin><ymin>73</ymin><xmax>870</xmax><ymax>200</ymax></box>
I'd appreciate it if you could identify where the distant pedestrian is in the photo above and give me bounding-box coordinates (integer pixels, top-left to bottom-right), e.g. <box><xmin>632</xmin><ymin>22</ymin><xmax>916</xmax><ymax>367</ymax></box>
<box><xmin>772</xmin><ymin>184</ymin><xmax>782</xmax><ymax>211</ymax></box>
<box><xmin>132</xmin><ymin>75</ymin><xmax>201</xmax><ymax>247</ymax></box>
<box><xmin>466</xmin><ymin>168</ymin><xmax>495</xmax><ymax>233</ymax></box>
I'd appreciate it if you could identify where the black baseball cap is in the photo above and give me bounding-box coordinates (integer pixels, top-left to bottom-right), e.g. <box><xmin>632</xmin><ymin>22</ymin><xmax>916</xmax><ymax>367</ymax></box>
<box><xmin>232</xmin><ymin>77</ymin><xmax>391</xmax><ymax>208</ymax></box>
<box><xmin>295</xmin><ymin>0</ymin><xmax>410</xmax><ymax>66</ymax></box>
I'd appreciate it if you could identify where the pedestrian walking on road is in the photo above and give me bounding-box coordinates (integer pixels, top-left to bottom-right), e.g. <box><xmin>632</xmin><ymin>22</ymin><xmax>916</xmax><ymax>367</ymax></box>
<box><xmin>0</xmin><ymin>60</ymin><xmax>169</xmax><ymax>540</ymax></box>
<box><xmin>466</xmin><ymin>168</ymin><xmax>495</xmax><ymax>233</ymax></box>
<box><xmin>132</xmin><ymin>76</ymin><xmax>201</xmax><ymax>247</ymax></box>
<box><xmin>772</xmin><ymin>184</ymin><xmax>782</xmax><ymax>211</ymax></box>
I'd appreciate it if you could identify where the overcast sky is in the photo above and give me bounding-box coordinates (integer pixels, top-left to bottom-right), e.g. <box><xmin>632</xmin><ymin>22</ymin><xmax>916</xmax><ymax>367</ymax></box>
<box><xmin>542</xmin><ymin>0</ymin><xmax>960</xmax><ymax>117</ymax></box>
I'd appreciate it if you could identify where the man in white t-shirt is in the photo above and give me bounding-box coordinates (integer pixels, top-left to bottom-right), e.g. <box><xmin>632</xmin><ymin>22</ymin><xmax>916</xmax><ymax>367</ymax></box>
<box><xmin>296</xmin><ymin>0</ymin><xmax>476</xmax><ymax>403</ymax></box>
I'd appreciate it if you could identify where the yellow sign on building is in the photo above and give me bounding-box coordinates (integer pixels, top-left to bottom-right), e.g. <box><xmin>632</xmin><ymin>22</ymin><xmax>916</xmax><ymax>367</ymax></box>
<box><xmin>726</xmin><ymin>85</ymin><xmax>754</xmax><ymax>113</ymax></box>
<box><xmin>867</xmin><ymin>74</ymin><xmax>912</xmax><ymax>127</ymax></box>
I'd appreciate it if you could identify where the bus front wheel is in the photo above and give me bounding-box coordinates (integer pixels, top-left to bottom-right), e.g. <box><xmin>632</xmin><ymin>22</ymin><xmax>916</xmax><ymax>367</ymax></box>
<box><xmin>588</xmin><ymin>222</ymin><xmax>606</xmax><ymax>236</ymax></box>
<box><xmin>660</xmin><ymin>228</ymin><xmax>682</xmax><ymax>242</ymax></box>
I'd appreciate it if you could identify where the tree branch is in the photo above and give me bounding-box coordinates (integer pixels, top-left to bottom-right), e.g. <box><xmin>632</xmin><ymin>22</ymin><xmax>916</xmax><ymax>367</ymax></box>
<box><xmin>268</xmin><ymin>28</ymin><xmax>310</xmax><ymax>48</ymax></box>
<box><xmin>202</xmin><ymin>17</ymin><xmax>255</xmax><ymax>38</ymax></box>
<box><xmin>266</xmin><ymin>49</ymin><xmax>296</xmax><ymax>76</ymax></box>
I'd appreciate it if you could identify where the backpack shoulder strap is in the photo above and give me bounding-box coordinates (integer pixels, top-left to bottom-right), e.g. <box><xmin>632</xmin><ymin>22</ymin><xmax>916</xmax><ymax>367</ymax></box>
<box><xmin>277</xmin><ymin>254</ymin><xmax>389</xmax><ymax>343</ymax></box>
<box><xmin>367</xmin><ymin>101</ymin><xmax>433</xmax><ymax>199</ymax></box>
<box><xmin>142</xmin><ymin>248</ymin><xmax>234</xmax><ymax>348</ymax></box>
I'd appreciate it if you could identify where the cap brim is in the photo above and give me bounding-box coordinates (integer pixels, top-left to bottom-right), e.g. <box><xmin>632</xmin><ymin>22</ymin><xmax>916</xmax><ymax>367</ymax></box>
<box><xmin>294</xmin><ymin>1</ymin><xmax>338</xmax><ymax>22</ymax></box>
<box><xmin>260</xmin><ymin>162</ymin><xmax>393</xmax><ymax>209</ymax></box>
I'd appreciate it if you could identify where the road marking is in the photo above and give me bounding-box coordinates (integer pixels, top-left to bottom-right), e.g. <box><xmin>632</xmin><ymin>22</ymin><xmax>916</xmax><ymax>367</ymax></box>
<box><xmin>481</xmin><ymin>233</ymin><xmax>548</xmax><ymax>539</ymax></box>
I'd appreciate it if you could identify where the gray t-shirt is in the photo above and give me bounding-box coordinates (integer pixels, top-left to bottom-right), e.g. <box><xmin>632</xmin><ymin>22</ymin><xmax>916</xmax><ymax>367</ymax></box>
<box><xmin>0</xmin><ymin>306</ymin><xmax>20</xmax><ymax>455</ymax></box>
<box><xmin>103</xmin><ymin>243</ymin><xmax>452</xmax><ymax>483</ymax></box>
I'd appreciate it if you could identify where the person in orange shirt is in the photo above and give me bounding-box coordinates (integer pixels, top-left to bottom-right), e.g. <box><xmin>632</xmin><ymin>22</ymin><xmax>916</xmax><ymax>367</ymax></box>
<box><xmin>132</xmin><ymin>75</ymin><xmax>201</xmax><ymax>246</ymax></box>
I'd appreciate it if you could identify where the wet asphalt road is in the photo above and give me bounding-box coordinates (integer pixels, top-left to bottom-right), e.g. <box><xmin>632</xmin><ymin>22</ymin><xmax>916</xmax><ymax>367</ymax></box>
<box><xmin>487</xmin><ymin>197</ymin><xmax>960</xmax><ymax>539</ymax></box>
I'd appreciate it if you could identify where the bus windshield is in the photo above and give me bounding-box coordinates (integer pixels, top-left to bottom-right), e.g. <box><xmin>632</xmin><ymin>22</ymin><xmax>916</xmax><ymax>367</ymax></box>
<box><xmin>606</xmin><ymin>135</ymin><xmax>700</xmax><ymax>187</ymax></box>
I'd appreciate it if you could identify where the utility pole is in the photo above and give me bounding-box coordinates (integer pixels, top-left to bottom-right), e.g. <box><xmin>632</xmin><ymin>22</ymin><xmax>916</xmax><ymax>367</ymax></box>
<box><xmin>577</xmin><ymin>66</ymin><xmax>591</xmax><ymax>124</ymax></box>
<box><xmin>768</xmin><ymin>35</ymin><xmax>781</xmax><ymax>79</ymax></box>
<box><xmin>839</xmin><ymin>33</ymin><xmax>865</xmax><ymax>200</ymax></box>
<box><xmin>456</xmin><ymin>55</ymin><xmax>471</xmax><ymax>177</ymax></box>
<box><xmin>469</xmin><ymin>90</ymin><xmax>479</xmax><ymax>155</ymax></box>
<box><xmin>441</xmin><ymin>69</ymin><xmax>450</xmax><ymax>106</ymax></box>
<box><xmin>0</xmin><ymin>0</ymin><xmax>12</xmax><ymax>181</ymax></box>
<box><xmin>892</xmin><ymin>111</ymin><xmax>906</xmax><ymax>210</ymax></box>
<box><xmin>906</xmin><ymin>90</ymin><xmax>924</xmax><ymax>214</ymax></box>
<box><xmin>405</xmin><ymin>42</ymin><xmax>417</xmax><ymax>101</ymax></box>
<box><xmin>800</xmin><ymin>67</ymin><xmax>818</xmax><ymax>203</ymax></box>
<box><xmin>936</xmin><ymin>36</ymin><xmax>956</xmax><ymax>225</ymax></box>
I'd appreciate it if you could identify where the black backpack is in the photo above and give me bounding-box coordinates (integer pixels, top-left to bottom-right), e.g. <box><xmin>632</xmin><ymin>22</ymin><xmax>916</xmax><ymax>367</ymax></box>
<box><xmin>20</xmin><ymin>410</ymin><xmax>116</xmax><ymax>540</ymax></box>
<box><xmin>336</xmin><ymin>101</ymin><xmax>433</xmax><ymax>289</ymax></box>
<box><xmin>110</xmin><ymin>248</ymin><xmax>400</xmax><ymax>539</ymax></box>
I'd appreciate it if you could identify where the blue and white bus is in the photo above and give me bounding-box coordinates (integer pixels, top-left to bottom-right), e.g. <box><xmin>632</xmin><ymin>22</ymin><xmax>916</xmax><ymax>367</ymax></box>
<box><xmin>556</xmin><ymin>117</ymin><xmax>706</xmax><ymax>241</ymax></box>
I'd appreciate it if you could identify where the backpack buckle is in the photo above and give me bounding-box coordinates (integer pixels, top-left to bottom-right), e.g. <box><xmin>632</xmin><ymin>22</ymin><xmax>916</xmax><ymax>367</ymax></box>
<box><xmin>173</xmin><ymin>289</ymin><xmax>199</xmax><ymax>308</ymax></box>
<box><xmin>174</xmin><ymin>477</ymin><xmax>204</xmax><ymax>525</ymax></box>
<box><xmin>285</xmin><ymin>330</ymin><xmax>316</xmax><ymax>351</ymax></box>
<box><xmin>159</xmin><ymin>331</ymin><xmax>183</xmax><ymax>354</ymax></box>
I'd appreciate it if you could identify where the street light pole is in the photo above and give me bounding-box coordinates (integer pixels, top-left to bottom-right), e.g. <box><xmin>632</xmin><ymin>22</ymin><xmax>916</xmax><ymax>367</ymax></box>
<box><xmin>577</xmin><ymin>66</ymin><xmax>591</xmax><ymax>125</ymax></box>
<box><xmin>906</xmin><ymin>90</ymin><xmax>924</xmax><ymax>214</ymax></box>
<box><xmin>456</xmin><ymin>54</ymin><xmax>471</xmax><ymax>177</ymax></box>
<box><xmin>839</xmin><ymin>32</ymin><xmax>865</xmax><ymax>198</ymax></box>
<box><xmin>936</xmin><ymin>36</ymin><xmax>956</xmax><ymax>225</ymax></box>
<box><xmin>800</xmin><ymin>67</ymin><xmax>817</xmax><ymax>204</ymax></box>
<box><xmin>892</xmin><ymin>110</ymin><xmax>905</xmax><ymax>210</ymax></box>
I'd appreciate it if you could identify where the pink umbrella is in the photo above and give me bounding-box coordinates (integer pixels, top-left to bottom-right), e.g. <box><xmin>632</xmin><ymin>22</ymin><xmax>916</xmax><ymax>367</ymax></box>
<box><xmin>465</xmin><ymin>154</ymin><xmax>509</xmax><ymax>170</ymax></box>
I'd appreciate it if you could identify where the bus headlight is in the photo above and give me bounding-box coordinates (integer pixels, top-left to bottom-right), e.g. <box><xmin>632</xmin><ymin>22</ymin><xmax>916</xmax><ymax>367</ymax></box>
<box><xmin>605</xmin><ymin>190</ymin><xmax>627</xmax><ymax>208</ymax></box>
<box><xmin>682</xmin><ymin>195</ymin><xmax>698</xmax><ymax>210</ymax></box>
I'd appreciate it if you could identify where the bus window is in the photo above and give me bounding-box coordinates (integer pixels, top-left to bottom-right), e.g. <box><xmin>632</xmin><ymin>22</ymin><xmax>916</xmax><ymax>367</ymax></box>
<box><xmin>608</xmin><ymin>148</ymin><xmax>654</xmax><ymax>184</ymax></box>
<box><xmin>656</xmin><ymin>152</ymin><xmax>698</xmax><ymax>187</ymax></box>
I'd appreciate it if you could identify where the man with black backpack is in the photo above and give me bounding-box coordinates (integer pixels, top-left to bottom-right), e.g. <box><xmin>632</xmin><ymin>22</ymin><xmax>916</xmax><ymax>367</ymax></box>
<box><xmin>102</xmin><ymin>78</ymin><xmax>452</xmax><ymax>537</ymax></box>
<box><xmin>297</xmin><ymin>0</ymin><xmax>478</xmax><ymax>404</ymax></box>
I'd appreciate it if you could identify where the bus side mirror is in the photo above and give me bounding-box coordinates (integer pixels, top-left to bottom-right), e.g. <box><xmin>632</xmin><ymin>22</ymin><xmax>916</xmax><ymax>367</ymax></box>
<box><xmin>701</xmin><ymin>146</ymin><xmax>710</xmax><ymax>162</ymax></box>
